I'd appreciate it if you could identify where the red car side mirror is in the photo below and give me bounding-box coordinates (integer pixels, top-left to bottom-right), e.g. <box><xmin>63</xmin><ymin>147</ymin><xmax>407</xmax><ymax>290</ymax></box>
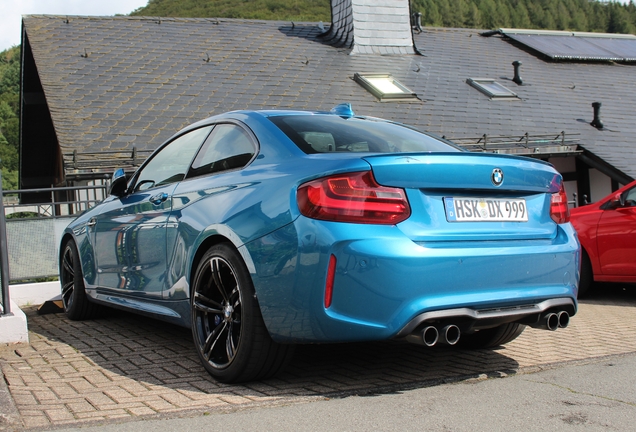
<box><xmin>607</xmin><ymin>192</ymin><xmax>625</xmax><ymax>209</ymax></box>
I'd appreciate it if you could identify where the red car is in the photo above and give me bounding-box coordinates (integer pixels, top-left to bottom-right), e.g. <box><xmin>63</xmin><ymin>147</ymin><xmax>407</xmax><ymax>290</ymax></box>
<box><xmin>570</xmin><ymin>180</ymin><xmax>636</xmax><ymax>296</ymax></box>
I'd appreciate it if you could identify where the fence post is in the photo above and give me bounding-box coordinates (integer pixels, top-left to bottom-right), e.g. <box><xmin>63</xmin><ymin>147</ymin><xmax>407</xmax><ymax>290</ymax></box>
<box><xmin>0</xmin><ymin>171</ymin><xmax>12</xmax><ymax>315</ymax></box>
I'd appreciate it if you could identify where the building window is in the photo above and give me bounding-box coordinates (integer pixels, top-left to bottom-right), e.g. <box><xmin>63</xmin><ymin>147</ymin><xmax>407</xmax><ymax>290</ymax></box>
<box><xmin>466</xmin><ymin>78</ymin><xmax>518</xmax><ymax>100</ymax></box>
<box><xmin>354</xmin><ymin>73</ymin><xmax>418</xmax><ymax>102</ymax></box>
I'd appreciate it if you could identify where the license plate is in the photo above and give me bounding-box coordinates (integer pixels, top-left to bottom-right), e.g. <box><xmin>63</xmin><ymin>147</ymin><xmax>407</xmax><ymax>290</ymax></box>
<box><xmin>444</xmin><ymin>197</ymin><xmax>528</xmax><ymax>222</ymax></box>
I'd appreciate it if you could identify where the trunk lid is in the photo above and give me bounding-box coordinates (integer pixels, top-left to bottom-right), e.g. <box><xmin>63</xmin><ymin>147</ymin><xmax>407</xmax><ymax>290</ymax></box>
<box><xmin>363</xmin><ymin>152</ymin><xmax>563</xmax><ymax>242</ymax></box>
<box><xmin>364</xmin><ymin>152</ymin><xmax>560</xmax><ymax>193</ymax></box>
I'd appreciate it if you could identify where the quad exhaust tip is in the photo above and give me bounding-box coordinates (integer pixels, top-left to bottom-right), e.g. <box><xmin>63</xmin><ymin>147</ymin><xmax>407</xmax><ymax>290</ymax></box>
<box><xmin>546</xmin><ymin>313</ymin><xmax>559</xmax><ymax>331</ymax></box>
<box><xmin>531</xmin><ymin>311</ymin><xmax>570</xmax><ymax>331</ymax></box>
<box><xmin>439</xmin><ymin>324</ymin><xmax>461</xmax><ymax>346</ymax></box>
<box><xmin>420</xmin><ymin>324</ymin><xmax>461</xmax><ymax>347</ymax></box>
<box><xmin>558</xmin><ymin>311</ymin><xmax>570</xmax><ymax>329</ymax></box>
<box><xmin>421</xmin><ymin>326</ymin><xmax>439</xmax><ymax>347</ymax></box>
<box><xmin>417</xmin><ymin>311</ymin><xmax>570</xmax><ymax>347</ymax></box>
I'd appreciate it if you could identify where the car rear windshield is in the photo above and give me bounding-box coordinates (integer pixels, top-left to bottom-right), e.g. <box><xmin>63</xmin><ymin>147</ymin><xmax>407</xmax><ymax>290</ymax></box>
<box><xmin>268</xmin><ymin>115</ymin><xmax>461</xmax><ymax>154</ymax></box>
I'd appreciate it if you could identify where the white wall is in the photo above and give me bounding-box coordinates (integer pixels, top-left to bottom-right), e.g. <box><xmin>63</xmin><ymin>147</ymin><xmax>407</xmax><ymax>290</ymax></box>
<box><xmin>549</xmin><ymin>157</ymin><xmax>576</xmax><ymax>173</ymax></box>
<box><xmin>548</xmin><ymin>156</ymin><xmax>615</xmax><ymax>206</ymax></box>
<box><xmin>588</xmin><ymin>169</ymin><xmax>612</xmax><ymax>203</ymax></box>
<box><xmin>549</xmin><ymin>156</ymin><xmax>577</xmax><ymax>208</ymax></box>
<box><xmin>563</xmin><ymin>180</ymin><xmax>578</xmax><ymax>208</ymax></box>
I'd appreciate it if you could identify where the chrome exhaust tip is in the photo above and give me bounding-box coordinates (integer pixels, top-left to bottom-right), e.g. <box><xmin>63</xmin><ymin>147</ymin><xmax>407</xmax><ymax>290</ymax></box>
<box><xmin>530</xmin><ymin>312</ymin><xmax>560</xmax><ymax>331</ymax></box>
<box><xmin>545</xmin><ymin>312</ymin><xmax>559</xmax><ymax>331</ymax></box>
<box><xmin>558</xmin><ymin>311</ymin><xmax>570</xmax><ymax>329</ymax></box>
<box><xmin>439</xmin><ymin>324</ymin><xmax>461</xmax><ymax>346</ymax></box>
<box><xmin>421</xmin><ymin>326</ymin><xmax>439</xmax><ymax>347</ymax></box>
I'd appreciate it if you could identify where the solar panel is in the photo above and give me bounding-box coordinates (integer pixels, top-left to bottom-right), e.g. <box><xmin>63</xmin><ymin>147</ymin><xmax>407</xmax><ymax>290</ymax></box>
<box><xmin>591</xmin><ymin>37</ymin><xmax>636</xmax><ymax>61</ymax></box>
<box><xmin>492</xmin><ymin>29</ymin><xmax>636</xmax><ymax>62</ymax></box>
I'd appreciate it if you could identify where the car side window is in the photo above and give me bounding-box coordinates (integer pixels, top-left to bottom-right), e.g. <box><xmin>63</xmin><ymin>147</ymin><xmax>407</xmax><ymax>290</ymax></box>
<box><xmin>133</xmin><ymin>126</ymin><xmax>213</xmax><ymax>192</ymax></box>
<box><xmin>624</xmin><ymin>187</ymin><xmax>636</xmax><ymax>207</ymax></box>
<box><xmin>187</xmin><ymin>123</ymin><xmax>256</xmax><ymax>179</ymax></box>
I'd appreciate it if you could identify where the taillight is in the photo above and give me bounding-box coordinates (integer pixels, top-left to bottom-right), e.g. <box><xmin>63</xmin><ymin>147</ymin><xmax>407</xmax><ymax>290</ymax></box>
<box><xmin>297</xmin><ymin>171</ymin><xmax>411</xmax><ymax>224</ymax></box>
<box><xmin>550</xmin><ymin>183</ymin><xmax>570</xmax><ymax>224</ymax></box>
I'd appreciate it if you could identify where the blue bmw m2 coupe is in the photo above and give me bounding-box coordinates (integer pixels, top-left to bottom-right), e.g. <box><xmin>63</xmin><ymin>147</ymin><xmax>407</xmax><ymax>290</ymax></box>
<box><xmin>59</xmin><ymin>104</ymin><xmax>579</xmax><ymax>382</ymax></box>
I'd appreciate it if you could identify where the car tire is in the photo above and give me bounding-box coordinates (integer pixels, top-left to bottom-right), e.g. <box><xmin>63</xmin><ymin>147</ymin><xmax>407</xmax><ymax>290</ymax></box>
<box><xmin>59</xmin><ymin>239</ymin><xmax>101</xmax><ymax>320</ymax></box>
<box><xmin>458</xmin><ymin>323</ymin><xmax>526</xmax><ymax>349</ymax></box>
<box><xmin>191</xmin><ymin>243</ymin><xmax>294</xmax><ymax>383</ymax></box>
<box><xmin>578</xmin><ymin>250</ymin><xmax>593</xmax><ymax>298</ymax></box>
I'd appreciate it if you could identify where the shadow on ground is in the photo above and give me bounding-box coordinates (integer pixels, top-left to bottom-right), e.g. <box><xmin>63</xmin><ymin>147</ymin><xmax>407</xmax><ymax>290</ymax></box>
<box><xmin>579</xmin><ymin>282</ymin><xmax>636</xmax><ymax>306</ymax></box>
<box><xmin>24</xmin><ymin>306</ymin><xmax>519</xmax><ymax>398</ymax></box>
<box><xmin>19</xmin><ymin>281</ymin><xmax>635</xmax><ymax>399</ymax></box>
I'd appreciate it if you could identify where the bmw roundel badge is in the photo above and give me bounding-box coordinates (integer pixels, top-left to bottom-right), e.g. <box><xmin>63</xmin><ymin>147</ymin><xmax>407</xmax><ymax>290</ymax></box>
<box><xmin>491</xmin><ymin>168</ymin><xmax>504</xmax><ymax>186</ymax></box>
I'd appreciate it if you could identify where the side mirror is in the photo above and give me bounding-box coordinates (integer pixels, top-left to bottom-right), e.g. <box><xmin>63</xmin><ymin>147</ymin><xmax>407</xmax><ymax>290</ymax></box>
<box><xmin>607</xmin><ymin>192</ymin><xmax>624</xmax><ymax>209</ymax></box>
<box><xmin>108</xmin><ymin>168</ymin><xmax>128</xmax><ymax>197</ymax></box>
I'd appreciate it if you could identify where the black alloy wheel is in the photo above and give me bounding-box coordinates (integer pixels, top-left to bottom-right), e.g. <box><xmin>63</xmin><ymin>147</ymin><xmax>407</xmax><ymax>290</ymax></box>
<box><xmin>191</xmin><ymin>243</ymin><xmax>293</xmax><ymax>383</ymax></box>
<box><xmin>193</xmin><ymin>253</ymin><xmax>243</xmax><ymax>370</ymax></box>
<box><xmin>59</xmin><ymin>239</ymin><xmax>99</xmax><ymax>320</ymax></box>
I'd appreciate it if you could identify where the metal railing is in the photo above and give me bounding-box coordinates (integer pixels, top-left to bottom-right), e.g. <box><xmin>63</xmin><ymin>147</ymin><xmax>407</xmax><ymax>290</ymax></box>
<box><xmin>3</xmin><ymin>183</ymin><xmax>108</xmax><ymax>218</ymax></box>
<box><xmin>447</xmin><ymin>132</ymin><xmax>581</xmax><ymax>156</ymax></box>
<box><xmin>0</xmin><ymin>174</ymin><xmax>11</xmax><ymax>315</ymax></box>
<box><xmin>0</xmin><ymin>182</ymin><xmax>110</xmax><ymax>314</ymax></box>
<box><xmin>63</xmin><ymin>147</ymin><xmax>153</xmax><ymax>175</ymax></box>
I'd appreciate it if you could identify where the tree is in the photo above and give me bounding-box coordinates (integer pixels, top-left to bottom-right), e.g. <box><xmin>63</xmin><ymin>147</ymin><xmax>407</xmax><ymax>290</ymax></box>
<box><xmin>608</xmin><ymin>3</ymin><xmax>635</xmax><ymax>33</ymax></box>
<box><xmin>415</xmin><ymin>0</ymin><xmax>443</xmax><ymax>26</ymax></box>
<box><xmin>447</xmin><ymin>0</ymin><xmax>467</xmax><ymax>28</ymax></box>
<box><xmin>0</xmin><ymin>132</ymin><xmax>17</xmax><ymax>172</ymax></box>
<box><xmin>1</xmin><ymin>167</ymin><xmax>18</xmax><ymax>191</ymax></box>
<box><xmin>465</xmin><ymin>2</ymin><xmax>482</xmax><ymax>28</ymax></box>
<box><xmin>511</xmin><ymin>1</ymin><xmax>532</xmax><ymax>28</ymax></box>
<box><xmin>0</xmin><ymin>47</ymin><xmax>20</xmax><ymax>188</ymax></box>
<box><xmin>478</xmin><ymin>0</ymin><xmax>500</xmax><ymax>29</ymax></box>
<box><xmin>0</xmin><ymin>60</ymin><xmax>19</xmax><ymax>95</ymax></box>
<box><xmin>555</xmin><ymin>2</ymin><xmax>572</xmax><ymax>30</ymax></box>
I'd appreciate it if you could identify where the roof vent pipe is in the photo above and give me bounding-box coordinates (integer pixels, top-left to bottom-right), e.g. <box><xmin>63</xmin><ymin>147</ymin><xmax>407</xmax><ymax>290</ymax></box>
<box><xmin>591</xmin><ymin>102</ymin><xmax>604</xmax><ymax>129</ymax></box>
<box><xmin>512</xmin><ymin>61</ymin><xmax>523</xmax><ymax>85</ymax></box>
<box><xmin>412</xmin><ymin>12</ymin><xmax>423</xmax><ymax>32</ymax></box>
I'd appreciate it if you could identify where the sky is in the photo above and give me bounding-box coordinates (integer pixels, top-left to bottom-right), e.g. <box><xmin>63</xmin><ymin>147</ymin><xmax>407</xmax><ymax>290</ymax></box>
<box><xmin>1</xmin><ymin>0</ymin><xmax>150</xmax><ymax>51</ymax></box>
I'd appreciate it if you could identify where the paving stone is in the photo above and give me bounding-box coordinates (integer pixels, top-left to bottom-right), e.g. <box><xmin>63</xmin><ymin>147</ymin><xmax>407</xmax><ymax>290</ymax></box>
<box><xmin>20</xmin><ymin>413</ymin><xmax>51</xmax><ymax>428</ymax></box>
<box><xmin>1</xmin><ymin>290</ymin><xmax>636</xmax><ymax>429</ymax></box>
<box><xmin>44</xmin><ymin>407</ymin><xmax>75</xmax><ymax>422</ymax></box>
<box><xmin>84</xmin><ymin>392</ymin><xmax>118</xmax><ymax>410</ymax></box>
<box><xmin>32</xmin><ymin>388</ymin><xmax>60</xmax><ymax>403</ymax></box>
<box><xmin>143</xmin><ymin>397</ymin><xmax>178</xmax><ymax>412</ymax></box>
<box><xmin>217</xmin><ymin>395</ymin><xmax>254</xmax><ymax>405</ymax></box>
<box><xmin>126</xmin><ymin>405</ymin><xmax>157</xmax><ymax>416</ymax></box>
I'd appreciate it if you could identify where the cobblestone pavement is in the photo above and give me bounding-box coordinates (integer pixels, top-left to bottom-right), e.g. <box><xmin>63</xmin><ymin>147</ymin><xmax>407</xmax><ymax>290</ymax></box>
<box><xmin>1</xmin><ymin>285</ymin><xmax>635</xmax><ymax>430</ymax></box>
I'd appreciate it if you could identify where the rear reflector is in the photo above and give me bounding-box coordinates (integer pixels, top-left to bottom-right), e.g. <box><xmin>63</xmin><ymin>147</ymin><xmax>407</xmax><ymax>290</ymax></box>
<box><xmin>297</xmin><ymin>171</ymin><xmax>411</xmax><ymax>224</ymax></box>
<box><xmin>325</xmin><ymin>255</ymin><xmax>336</xmax><ymax>308</ymax></box>
<box><xmin>550</xmin><ymin>183</ymin><xmax>570</xmax><ymax>224</ymax></box>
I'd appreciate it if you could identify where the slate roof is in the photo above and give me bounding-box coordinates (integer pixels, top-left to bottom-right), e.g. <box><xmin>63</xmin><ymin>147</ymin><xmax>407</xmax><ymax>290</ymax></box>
<box><xmin>21</xmin><ymin>15</ymin><xmax>636</xmax><ymax>180</ymax></box>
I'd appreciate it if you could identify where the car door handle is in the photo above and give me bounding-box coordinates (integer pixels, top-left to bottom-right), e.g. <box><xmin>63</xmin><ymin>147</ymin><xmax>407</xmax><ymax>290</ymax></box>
<box><xmin>87</xmin><ymin>217</ymin><xmax>97</xmax><ymax>227</ymax></box>
<box><xmin>150</xmin><ymin>192</ymin><xmax>169</xmax><ymax>205</ymax></box>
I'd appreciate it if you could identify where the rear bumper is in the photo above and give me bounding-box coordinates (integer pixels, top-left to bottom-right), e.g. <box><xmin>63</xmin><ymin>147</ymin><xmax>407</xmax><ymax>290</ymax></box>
<box><xmin>395</xmin><ymin>297</ymin><xmax>576</xmax><ymax>339</ymax></box>
<box><xmin>248</xmin><ymin>219</ymin><xmax>580</xmax><ymax>343</ymax></box>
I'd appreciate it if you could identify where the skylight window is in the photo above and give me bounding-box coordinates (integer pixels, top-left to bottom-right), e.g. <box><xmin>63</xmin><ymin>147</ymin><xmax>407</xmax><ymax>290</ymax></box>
<box><xmin>467</xmin><ymin>78</ymin><xmax>518</xmax><ymax>100</ymax></box>
<box><xmin>354</xmin><ymin>73</ymin><xmax>418</xmax><ymax>102</ymax></box>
